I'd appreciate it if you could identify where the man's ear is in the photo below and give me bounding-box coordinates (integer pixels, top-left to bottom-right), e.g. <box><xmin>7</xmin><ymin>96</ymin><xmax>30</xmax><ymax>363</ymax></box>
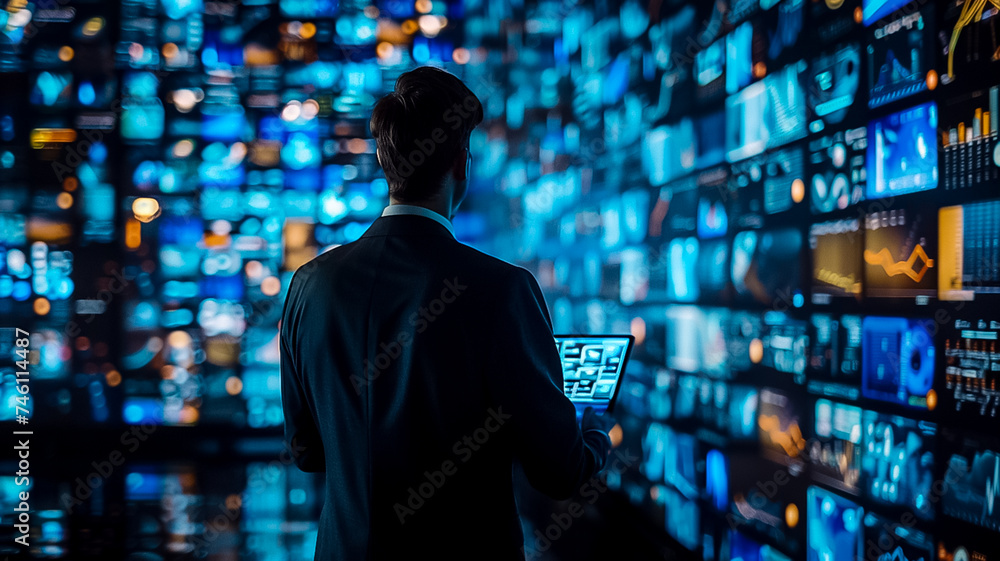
<box><xmin>452</xmin><ymin>147</ymin><xmax>469</xmax><ymax>181</ymax></box>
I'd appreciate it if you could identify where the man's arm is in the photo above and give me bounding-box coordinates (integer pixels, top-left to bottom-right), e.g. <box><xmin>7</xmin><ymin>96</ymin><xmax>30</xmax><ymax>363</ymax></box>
<box><xmin>279</xmin><ymin>271</ymin><xmax>326</xmax><ymax>473</ymax></box>
<box><xmin>485</xmin><ymin>266</ymin><xmax>612</xmax><ymax>499</ymax></box>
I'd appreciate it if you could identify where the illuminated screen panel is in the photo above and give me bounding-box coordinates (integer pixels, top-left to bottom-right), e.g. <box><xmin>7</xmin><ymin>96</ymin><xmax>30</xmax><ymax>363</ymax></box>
<box><xmin>664</xmin><ymin>306</ymin><xmax>731</xmax><ymax>380</ymax></box>
<box><xmin>728</xmin><ymin>311</ymin><xmax>763</xmax><ymax>377</ymax></box>
<box><xmin>808</xmin><ymin>42</ymin><xmax>864</xmax><ymax>133</ymax></box>
<box><xmin>866</xmin><ymin>4</ymin><xmax>935</xmax><ymax>107</ymax></box>
<box><xmin>648</xmin><ymin>6</ymin><xmax>697</xmax><ymax>122</ymax></box>
<box><xmin>642</xmin><ymin>421</ymin><xmax>668</xmax><ymax>483</ymax></box>
<box><xmin>809</xmin><ymin>218</ymin><xmax>863</xmax><ymax>303</ymax></box>
<box><xmin>866</xmin><ymin>102</ymin><xmax>939</xmax><ymax>199</ymax></box>
<box><xmin>864</xmin><ymin>208</ymin><xmax>937</xmax><ymax>300</ymax></box>
<box><xmin>729</xmin><ymin>154</ymin><xmax>767</xmax><ymax>231</ymax></box>
<box><xmin>809</xmin><ymin>399</ymin><xmax>862</xmax><ymax>494</ymax></box>
<box><xmin>762</xmin><ymin>0</ymin><xmax>805</xmax><ymax>65</ymax></box>
<box><xmin>725</xmin><ymin>19</ymin><xmax>766</xmax><ymax>97</ymax></box>
<box><xmin>941</xmin><ymin>429</ymin><xmax>1000</xmax><ymax>531</ymax></box>
<box><xmin>935</xmin><ymin>521</ymin><xmax>1000</xmax><ymax>561</ymax></box>
<box><xmin>807</xmin><ymin>127</ymin><xmax>866</xmax><ymax>214</ymax></box>
<box><xmin>860</xmin><ymin>410</ymin><xmax>936</xmax><ymax>520</ymax></box>
<box><xmin>806</xmin><ymin>486</ymin><xmax>863</xmax><ymax>561</ymax></box>
<box><xmin>728</xmin><ymin>530</ymin><xmax>792</xmax><ymax>561</ymax></box>
<box><xmin>939</xmin><ymin>200</ymin><xmax>1000</xmax><ymax>301</ymax></box>
<box><xmin>942</xmin><ymin>318</ymin><xmax>1000</xmax><ymax>421</ymax></box>
<box><xmin>647</xmin><ymin>181</ymin><xmax>698</xmax><ymax>241</ymax></box>
<box><xmin>731</xmin><ymin>228</ymin><xmax>804</xmax><ymax>308</ymax></box>
<box><xmin>862</xmin><ymin>511</ymin><xmax>933</xmax><ymax>561</ymax></box>
<box><xmin>663</xmin><ymin>486</ymin><xmax>701</xmax><ymax>551</ymax></box>
<box><xmin>666</xmin><ymin>237</ymin><xmax>699</xmax><ymax>303</ymax></box>
<box><xmin>642</xmin><ymin>119</ymin><xmax>696</xmax><ymax>186</ymax></box>
<box><xmin>728</xmin><ymin>452</ymin><xmax>806</xmax><ymax>556</ymax></box>
<box><xmin>695</xmin><ymin>111</ymin><xmax>727</xmax><ymax>170</ymax></box>
<box><xmin>725</xmin><ymin>61</ymin><xmax>808</xmax><ymax>163</ymax></box>
<box><xmin>861</xmin><ymin>317</ymin><xmax>935</xmax><ymax>409</ymax></box>
<box><xmin>697</xmin><ymin>183</ymin><xmax>728</xmax><ymax>240</ymax></box>
<box><xmin>696</xmin><ymin>238</ymin><xmax>730</xmax><ymax>302</ymax></box>
<box><xmin>728</xmin><ymin>384</ymin><xmax>760</xmax><ymax>441</ymax></box>
<box><xmin>696</xmin><ymin>35</ymin><xmax>727</xmax><ymax>105</ymax></box>
<box><xmin>760</xmin><ymin>312</ymin><xmax>808</xmax><ymax>385</ymax></box>
<box><xmin>862</xmin><ymin>0</ymin><xmax>911</xmax><ymax>26</ymax></box>
<box><xmin>940</xmin><ymin>86</ymin><xmax>1000</xmax><ymax>192</ymax></box>
<box><xmin>807</xmin><ymin>314</ymin><xmax>862</xmax><ymax>400</ymax></box>
<box><xmin>706</xmin><ymin>449</ymin><xmax>728</xmax><ymax>512</ymax></box>
<box><xmin>556</xmin><ymin>336</ymin><xmax>631</xmax><ymax>415</ymax></box>
<box><xmin>762</xmin><ymin>145</ymin><xmax>806</xmax><ymax>215</ymax></box>
<box><xmin>758</xmin><ymin>387</ymin><xmax>807</xmax><ymax>465</ymax></box>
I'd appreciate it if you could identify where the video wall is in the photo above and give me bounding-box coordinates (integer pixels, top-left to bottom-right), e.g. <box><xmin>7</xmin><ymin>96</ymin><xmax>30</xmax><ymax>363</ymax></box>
<box><xmin>504</xmin><ymin>0</ymin><xmax>997</xmax><ymax>560</ymax></box>
<box><xmin>1</xmin><ymin>0</ymin><xmax>1000</xmax><ymax>559</ymax></box>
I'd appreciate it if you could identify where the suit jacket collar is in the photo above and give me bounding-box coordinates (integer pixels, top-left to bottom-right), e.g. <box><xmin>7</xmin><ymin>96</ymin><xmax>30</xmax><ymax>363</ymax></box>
<box><xmin>360</xmin><ymin>214</ymin><xmax>456</xmax><ymax>239</ymax></box>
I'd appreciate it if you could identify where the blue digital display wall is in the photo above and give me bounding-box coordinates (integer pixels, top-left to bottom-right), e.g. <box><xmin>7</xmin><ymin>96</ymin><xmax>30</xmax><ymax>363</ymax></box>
<box><xmin>3</xmin><ymin>0</ymin><xmax>1000</xmax><ymax>560</ymax></box>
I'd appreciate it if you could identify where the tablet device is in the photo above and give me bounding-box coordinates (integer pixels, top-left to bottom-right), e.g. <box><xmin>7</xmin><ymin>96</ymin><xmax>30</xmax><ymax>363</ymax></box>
<box><xmin>554</xmin><ymin>334</ymin><xmax>634</xmax><ymax>418</ymax></box>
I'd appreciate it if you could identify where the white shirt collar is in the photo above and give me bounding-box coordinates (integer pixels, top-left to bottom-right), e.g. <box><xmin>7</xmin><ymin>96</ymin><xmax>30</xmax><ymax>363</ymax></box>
<box><xmin>381</xmin><ymin>204</ymin><xmax>455</xmax><ymax>237</ymax></box>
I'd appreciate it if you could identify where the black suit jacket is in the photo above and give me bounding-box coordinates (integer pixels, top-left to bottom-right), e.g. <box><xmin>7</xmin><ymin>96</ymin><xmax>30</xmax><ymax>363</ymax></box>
<box><xmin>280</xmin><ymin>213</ymin><xmax>611</xmax><ymax>560</ymax></box>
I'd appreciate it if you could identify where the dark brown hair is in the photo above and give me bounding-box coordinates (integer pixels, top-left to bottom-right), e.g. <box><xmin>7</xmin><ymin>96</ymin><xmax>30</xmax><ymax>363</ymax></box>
<box><xmin>370</xmin><ymin>66</ymin><xmax>484</xmax><ymax>202</ymax></box>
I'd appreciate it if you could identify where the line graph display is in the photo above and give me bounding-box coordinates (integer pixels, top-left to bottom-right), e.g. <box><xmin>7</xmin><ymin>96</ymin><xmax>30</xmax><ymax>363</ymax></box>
<box><xmin>863</xmin><ymin>511</ymin><xmax>933</xmax><ymax>561</ymax></box>
<box><xmin>864</xmin><ymin>245</ymin><xmax>935</xmax><ymax>283</ymax></box>
<box><xmin>943</xmin><ymin>430</ymin><xmax>1000</xmax><ymax>531</ymax></box>
<box><xmin>866</xmin><ymin>6</ymin><xmax>935</xmax><ymax>108</ymax></box>
<box><xmin>864</xmin><ymin>209</ymin><xmax>938</xmax><ymax>299</ymax></box>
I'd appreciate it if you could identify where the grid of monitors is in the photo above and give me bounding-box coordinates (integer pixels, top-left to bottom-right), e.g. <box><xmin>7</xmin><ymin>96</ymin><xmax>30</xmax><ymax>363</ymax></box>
<box><xmin>0</xmin><ymin>0</ymin><xmax>470</xmax><ymax>430</ymax></box>
<box><xmin>511</xmin><ymin>0</ymin><xmax>1000</xmax><ymax>559</ymax></box>
<box><xmin>4</xmin><ymin>0</ymin><xmax>1000</xmax><ymax>559</ymax></box>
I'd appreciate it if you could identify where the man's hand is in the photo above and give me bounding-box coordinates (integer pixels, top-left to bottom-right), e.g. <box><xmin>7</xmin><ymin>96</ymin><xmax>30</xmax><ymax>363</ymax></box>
<box><xmin>582</xmin><ymin>406</ymin><xmax>616</xmax><ymax>437</ymax></box>
<box><xmin>581</xmin><ymin>407</ymin><xmax>616</xmax><ymax>471</ymax></box>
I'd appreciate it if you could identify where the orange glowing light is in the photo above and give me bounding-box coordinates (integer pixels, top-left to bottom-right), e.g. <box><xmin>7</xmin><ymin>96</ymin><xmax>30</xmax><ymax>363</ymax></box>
<box><xmin>749</xmin><ymin>338</ymin><xmax>764</xmax><ymax>364</ymax></box>
<box><xmin>225</xmin><ymin>376</ymin><xmax>243</xmax><ymax>396</ymax></box>
<box><xmin>791</xmin><ymin>179</ymin><xmax>805</xmax><ymax>203</ymax></box>
<box><xmin>609</xmin><ymin>423</ymin><xmax>623</xmax><ymax>448</ymax></box>
<box><xmin>376</xmin><ymin>42</ymin><xmax>395</xmax><ymax>59</ymax></box>
<box><xmin>162</xmin><ymin>42</ymin><xmax>179</xmax><ymax>59</ymax></box>
<box><xmin>33</xmin><ymin>298</ymin><xmax>51</xmax><ymax>315</ymax></box>
<box><xmin>179</xmin><ymin>405</ymin><xmax>199</xmax><ymax>424</ymax></box>
<box><xmin>786</xmin><ymin>503</ymin><xmax>800</xmax><ymax>528</ymax></box>
<box><xmin>56</xmin><ymin>192</ymin><xmax>73</xmax><ymax>209</ymax></box>
<box><xmin>125</xmin><ymin>218</ymin><xmax>142</xmax><ymax>249</ymax></box>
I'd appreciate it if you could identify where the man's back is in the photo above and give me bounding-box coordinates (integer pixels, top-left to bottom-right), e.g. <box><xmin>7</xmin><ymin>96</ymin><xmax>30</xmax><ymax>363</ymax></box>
<box><xmin>280</xmin><ymin>213</ymin><xmax>607</xmax><ymax>559</ymax></box>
